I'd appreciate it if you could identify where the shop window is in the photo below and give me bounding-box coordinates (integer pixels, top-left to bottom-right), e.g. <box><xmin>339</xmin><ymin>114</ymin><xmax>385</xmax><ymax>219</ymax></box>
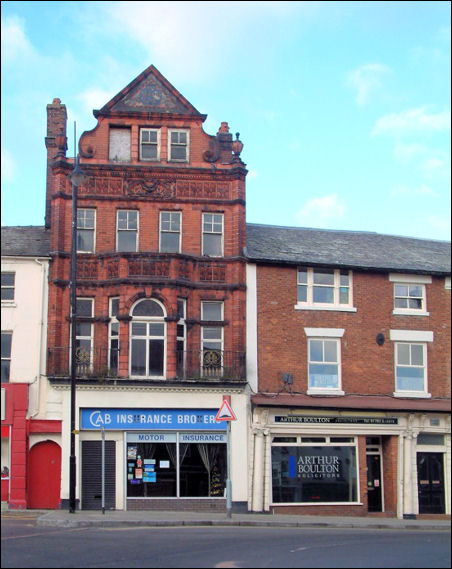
<box><xmin>77</xmin><ymin>209</ymin><xmax>96</xmax><ymax>253</ymax></box>
<box><xmin>271</xmin><ymin>438</ymin><xmax>358</xmax><ymax>504</ymax></box>
<box><xmin>127</xmin><ymin>439</ymin><xmax>177</xmax><ymax>497</ymax></box>
<box><xmin>126</xmin><ymin>435</ymin><xmax>226</xmax><ymax>498</ymax></box>
<box><xmin>130</xmin><ymin>299</ymin><xmax>166</xmax><ymax>379</ymax></box>
<box><xmin>1</xmin><ymin>273</ymin><xmax>15</xmax><ymax>302</ymax></box>
<box><xmin>117</xmin><ymin>210</ymin><xmax>138</xmax><ymax>252</ymax></box>
<box><xmin>1</xmin><ymin>332</ymin><xmax>12</xmax><ymax>382</ymax></box>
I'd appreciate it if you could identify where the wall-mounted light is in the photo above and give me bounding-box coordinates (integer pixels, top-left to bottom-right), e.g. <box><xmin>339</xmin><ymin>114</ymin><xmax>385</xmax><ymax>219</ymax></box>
<box><xmin>376</xmin><ymin>333</ymin><xmax>385</xmax><ymax>346</ymax></box>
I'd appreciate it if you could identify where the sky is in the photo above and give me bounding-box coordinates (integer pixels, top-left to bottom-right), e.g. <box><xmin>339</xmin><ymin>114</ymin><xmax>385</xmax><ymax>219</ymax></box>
<box><xmin>1</xmin><ymin>1</ymin><xmax>451</xmax><ymax>241</ymax></box>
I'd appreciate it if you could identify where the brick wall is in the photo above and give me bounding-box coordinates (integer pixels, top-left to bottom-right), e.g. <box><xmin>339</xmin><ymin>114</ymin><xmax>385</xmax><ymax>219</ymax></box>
<box><xmin>256</xmin><ymin>265</ymin><xmax>451</xmax><ymax>397</ymax></box>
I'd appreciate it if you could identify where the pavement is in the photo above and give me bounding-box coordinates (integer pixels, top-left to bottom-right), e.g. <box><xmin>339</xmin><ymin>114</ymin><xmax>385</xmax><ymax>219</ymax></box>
<box><xmin>2</xmin><ymin>508</ymin><xmax>450</xmax><ymax>531</ymax></box>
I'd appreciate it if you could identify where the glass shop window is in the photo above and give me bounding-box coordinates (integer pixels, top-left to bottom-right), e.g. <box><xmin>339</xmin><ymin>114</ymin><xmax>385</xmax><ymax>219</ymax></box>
<box><xmin>126</xmin><ymin>437</ymin><xmax>226</xmax><ymax>498</ymax></box>
<box><xmin>127</xmin><ymin>441</ymin><xmax>177</xmax><ymax>498</ymax></box>
<box><xmin>271</xmin><ymin>441</ymin><xmax>358</xmax><ymax>504</ymax></box>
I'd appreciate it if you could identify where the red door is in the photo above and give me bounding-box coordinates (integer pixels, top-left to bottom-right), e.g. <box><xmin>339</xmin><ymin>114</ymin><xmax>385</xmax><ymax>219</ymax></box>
<box><xmin>28</xmin><ymin>441</ymin><xmax>61</xmax><ymax>509</ymax></box>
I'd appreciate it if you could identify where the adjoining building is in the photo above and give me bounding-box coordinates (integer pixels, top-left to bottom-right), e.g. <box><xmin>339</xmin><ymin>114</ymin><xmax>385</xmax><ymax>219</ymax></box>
<box><xmin>246</xmin><ymin>224</ymin><xmax>451</xmax><ymax>518</ymax></box>
<box><xmin>1</xmin><ymin>226</ymin><xmax>62</xmax><ymax>510</ymax></box>
<box><xmin>45</xmin><ymin>65</ymin><xmax>249</xmax><ymax>511</ymax></box>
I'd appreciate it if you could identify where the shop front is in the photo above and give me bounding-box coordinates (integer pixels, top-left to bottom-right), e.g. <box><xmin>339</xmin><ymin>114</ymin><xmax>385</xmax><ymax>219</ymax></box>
<box><xmin>80</xmin><ymin>408</ymin><xmax>227</xmax><ymax>510</ymax></box>
<box><xmin>250</xmin><ymin>402</ymin><xmax>451</xmax><ymax>519</ymax></box>
<box><xmin>65</xmin><ymin>389</ymin><xmax>250</xmax><ymax>513</ymax></box>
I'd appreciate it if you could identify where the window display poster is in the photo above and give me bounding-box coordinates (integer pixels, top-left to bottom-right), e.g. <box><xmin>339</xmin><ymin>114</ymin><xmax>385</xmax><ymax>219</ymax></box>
<box><xmin>135</xmin><ymin>468</ymin><xmax>143</xmax><ymax>479</ymax></box>
<box><xmin>143</xmin><ymin>472</ymin><xmax>157</xmax><ymax>483</ymax></box>
<box><xmin>128</xmin><ymin>445</ymin><xmax>137</xmax><ymax>460</ymax></box>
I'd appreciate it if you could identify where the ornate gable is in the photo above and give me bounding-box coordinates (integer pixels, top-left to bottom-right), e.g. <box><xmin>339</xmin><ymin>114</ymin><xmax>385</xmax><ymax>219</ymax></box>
<box><xmin>95</xmin><ymin>64</ymin><xmax>205</xmax><ymax>119</ymax></box>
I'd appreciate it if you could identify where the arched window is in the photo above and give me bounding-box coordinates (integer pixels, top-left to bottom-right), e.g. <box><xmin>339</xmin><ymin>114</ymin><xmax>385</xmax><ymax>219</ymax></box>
<box><xmin>130</xmin><ymin>299</ymin><xmax>166</xmax><ymax>378</ymax></box>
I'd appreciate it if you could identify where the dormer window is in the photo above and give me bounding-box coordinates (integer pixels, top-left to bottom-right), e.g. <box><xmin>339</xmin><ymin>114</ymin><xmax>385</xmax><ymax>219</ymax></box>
<box><xmin>140</xmin><ymin>128</ymin><xmax>160</xmax><ymax>161</ymax></box>
<box><xmin>168</xmin><ymin>129</ymin><xmax>189</xmax><ymax>162</ymax></box>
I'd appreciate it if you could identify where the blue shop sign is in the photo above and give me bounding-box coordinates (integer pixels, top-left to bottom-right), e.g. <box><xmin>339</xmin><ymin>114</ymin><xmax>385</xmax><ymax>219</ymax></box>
<box><xmin>81</xmin><ymin>408</ymin><xmax>227</xmax><ymax>431</ymax></box>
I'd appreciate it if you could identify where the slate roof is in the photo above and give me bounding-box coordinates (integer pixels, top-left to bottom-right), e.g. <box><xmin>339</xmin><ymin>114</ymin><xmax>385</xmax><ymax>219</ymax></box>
<box><xmin>245</xmin><ymin>223</ymin><xmax>451</xmax><ymax>275</ymax></box>
<box><xmin>1</xmin><ymin>226</ymin><xmax>50</xmax><ymax>258</ymax></box>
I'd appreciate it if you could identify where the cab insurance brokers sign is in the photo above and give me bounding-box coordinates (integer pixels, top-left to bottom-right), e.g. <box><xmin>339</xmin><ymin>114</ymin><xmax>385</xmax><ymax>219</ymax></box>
<box><xmin>81</xmin><ymin>409</ymin><xmax>227</xmax><ymax>431</ymax></box>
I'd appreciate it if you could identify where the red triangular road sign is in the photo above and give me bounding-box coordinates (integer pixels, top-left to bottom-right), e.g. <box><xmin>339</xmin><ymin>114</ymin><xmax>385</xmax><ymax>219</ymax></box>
<box><xmin>215</xmin><ymin>399</ymin><xmax>236</xmax><ymax>421</ymax></box>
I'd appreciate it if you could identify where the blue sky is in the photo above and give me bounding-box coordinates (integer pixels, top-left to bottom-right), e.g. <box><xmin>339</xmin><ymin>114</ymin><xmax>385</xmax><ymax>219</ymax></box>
<box><xmin>1</xmin><ymin>1</ymin><xmax>451</xmax><ymax>241</ymax></box>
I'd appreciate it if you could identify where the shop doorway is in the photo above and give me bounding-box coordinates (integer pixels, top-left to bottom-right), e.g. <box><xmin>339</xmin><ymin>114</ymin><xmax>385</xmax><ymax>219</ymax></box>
<box><xmin>366</xmin><ymin>437</ymin><xmax>383</xmax><ymax>512</ymax></box>
<box><xmin>28</xmin><ymin>440</ymin><xmax>61</xmax><ymax>509</ymax></box>
<box><xmin>417</xmin><ymin>452</ymin><xmax>445</xmax><ymax>514</ymax></box>
<box><xmin>81</xmin><ymin>440</ymin><xmax>116</xmax><ymax>510</ymax></box>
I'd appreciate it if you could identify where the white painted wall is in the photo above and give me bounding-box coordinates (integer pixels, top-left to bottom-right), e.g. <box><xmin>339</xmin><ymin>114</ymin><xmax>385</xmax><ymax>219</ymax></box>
<box><xmin>1</xmin><ymin>256</ymin><xmax>50</xmax><ymax>418</ymax></box>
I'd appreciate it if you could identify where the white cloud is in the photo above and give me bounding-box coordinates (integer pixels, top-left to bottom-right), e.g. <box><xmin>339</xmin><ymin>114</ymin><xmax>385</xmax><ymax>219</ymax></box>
<box><xmin>347</xmin><ymin>63</ymin><xmax>392</xmax><ymax>106</ymax></box>
<box><xmin>393</xmin><ymin>144</ymin><xmax>450</xmax><ymax>180</ymax></box>
<box><xmin>391</xmin><ymin>184</ymin><xmax>440</xmax><ymax>198</ymax></box>
<box><xmin>372</xmin><ymin>107</ymin><xmax>451</xmax><ymax>136</ymax></box>
<box><xmin>393</xmin><ymin>143</ymin><xmax>426</xmax><ymax>164</ymax></box>
<box><xmin>295</xmin><ymin>194</ymin><xmax>346</xmax><ymax>227</ymax></box>
<box><xmin>1</xmin><ymin>15</ymin><xmax>36</xmax><ymax>65</ymax></box>
<box><xmin>103</xmin><ymin>1</ymin><xmax>303</xmax><ymax>82</ymax></box>
<box><xmin>1</xmin><ymin>149</ymin><xmax>14</xmax><ymax>183</ymax></box>
<box><xmin>76</xmin><ymin>88</ymin><xmax>117</xmax><ymax>115</ymax></box>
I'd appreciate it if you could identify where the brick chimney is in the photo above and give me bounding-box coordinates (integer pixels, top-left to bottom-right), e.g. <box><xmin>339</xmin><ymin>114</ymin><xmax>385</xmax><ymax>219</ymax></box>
<box><xmin>45</xmin><ymin>98</ymin><xmax>67</xmax><ymax>228</ymax></box>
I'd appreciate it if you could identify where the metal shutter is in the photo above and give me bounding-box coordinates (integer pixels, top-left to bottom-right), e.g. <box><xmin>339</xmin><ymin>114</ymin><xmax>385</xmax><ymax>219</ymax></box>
<box><xmin>81</xmin><ymin>440</ymin><xmax>116</xmax><ymax>510</ymax></box>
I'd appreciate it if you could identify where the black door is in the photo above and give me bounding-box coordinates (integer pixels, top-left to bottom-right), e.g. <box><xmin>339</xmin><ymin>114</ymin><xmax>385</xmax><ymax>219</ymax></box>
<box><xmin>81</xmin><ymin>440</ymin><xmax>116</xmax><ymax>510</ymax></box>
<box><xmin>417</xmin><ymin>452</ymin><xmax>445</xmax><ymax>514</ymax></box>
<box><xmin>367</xmin><ymin>454</ymin><xmax>382</xmax><ymax>512</ymax></box>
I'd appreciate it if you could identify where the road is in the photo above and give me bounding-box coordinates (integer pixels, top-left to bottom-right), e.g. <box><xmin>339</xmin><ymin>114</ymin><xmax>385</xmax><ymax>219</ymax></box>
<box><xmin>2</xmin><ymin>515</ymin><xmax>450</xmax><ymax>568</ymax></box>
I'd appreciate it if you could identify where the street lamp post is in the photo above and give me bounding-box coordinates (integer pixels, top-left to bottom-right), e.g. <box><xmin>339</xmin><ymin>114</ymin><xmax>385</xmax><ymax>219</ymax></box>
<box><xmin>68</xmin><ymin>155</ymin><xmax>89</xmax><ymax>513</ymax></box>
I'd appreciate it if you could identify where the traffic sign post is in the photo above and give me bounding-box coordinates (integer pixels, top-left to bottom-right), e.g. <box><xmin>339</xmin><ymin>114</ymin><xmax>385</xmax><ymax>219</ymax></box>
<box><xmin>215</xmin><ymin>399</ymin><xmax>236</xmax><ymax>518</ymax></box>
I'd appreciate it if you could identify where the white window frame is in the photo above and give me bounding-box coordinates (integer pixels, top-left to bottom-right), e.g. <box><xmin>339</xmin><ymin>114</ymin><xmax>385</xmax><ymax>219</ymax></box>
<box><xmin>116</xmin><ymin>210</ymin><xmax>139</xmax><ymax>252</ymax></box>
<box><xmin>390</xmin><ymin>330</ymin><xmax>433</xmax><ymax>398</ymax></box>
<box><xmin>139</xmin><ymin>128</ymin><xmax>161</xmax><ymax>161</ymax></box>
<box><xmin>202</xmin><ymin>213</ymin><xmax>224</xmax><ymax>257</ymax></box>
<box><xmin>108</xmin><ymin>297</ymin><xmax>120</xmax><ymax>375</ymax></box>
<box><xmin>73</xmin><ymin>298</ymin><xmax>94</xmax><ymax>373</ymax></box>
<box><xmin>159</xmin><ymin>211</ymin><xmax>182</xmax><ymax>253</ymax></box>
<box><xmin>1</xmin><ymin>331</ymin><xmax>12</xmax><ymax>383</ymax></box>
<box><xmin>393</xmin><ymin>342</ymin><xmax>429</xmax><ymax>398</ymax></box>
<box><xmin>77</xmin><ymin>208</ymin><xmax>96</xmax><ymax>253</ymax></box>
<box><xmin>201</xmin><ymin>300</ymin><xmax>224</xmax><ymax>376</ymax></box>
<box><xmin>201</xmin><ymin>300</ymin><xmax>224</xmax><ymax>322</ymax></box>
<box><xmin>176</xmin><ymin>298</ymin><xmax>187</xmax><ymax>373</ymax></box>
<box><xmin>129</xmin><ymin>299</ymin><xmax>166</xmax><ymax>380</ymax></box>
<box><xmin>389</xmin><ymin>274</ymin><xmax>430</xmax><ymax>316</ymax></box>
<box><xmin>168</xmin><ymin>129</ymin><xmax>190</xmax><ymax>162</ymax></box>
<box><xmin>305</xmin><ymin>328</ymin><xmax>344</xmax><ymax>395</ymax></box>
<box><xmin>295</xmin><ymin>267</ymin><xmax>356</xmax><ymax>312</ymax></box>
<box><xmin>1</xmin><ymin>272</ymin><xmax>15</xmax><ymax>303</ymax></box>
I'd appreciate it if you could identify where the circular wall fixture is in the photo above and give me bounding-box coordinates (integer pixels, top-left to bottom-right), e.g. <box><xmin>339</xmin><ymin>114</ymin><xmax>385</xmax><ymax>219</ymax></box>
<box><xmin>376</xmin><ymin>333</ymin><xmax>385</xmax><ymax>346</ymax></box>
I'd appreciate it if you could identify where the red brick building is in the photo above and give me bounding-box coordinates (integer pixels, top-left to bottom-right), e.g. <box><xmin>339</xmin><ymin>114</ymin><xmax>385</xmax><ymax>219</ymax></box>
<box><xmin>45</xmin><ymin>65</ymin><xmax>249</xmax><ymax>511</ymax></box>
<box><xmin>246</xmin><ymin>224</ymin><xmax>451</xmax><ymax>518</ymax></box>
